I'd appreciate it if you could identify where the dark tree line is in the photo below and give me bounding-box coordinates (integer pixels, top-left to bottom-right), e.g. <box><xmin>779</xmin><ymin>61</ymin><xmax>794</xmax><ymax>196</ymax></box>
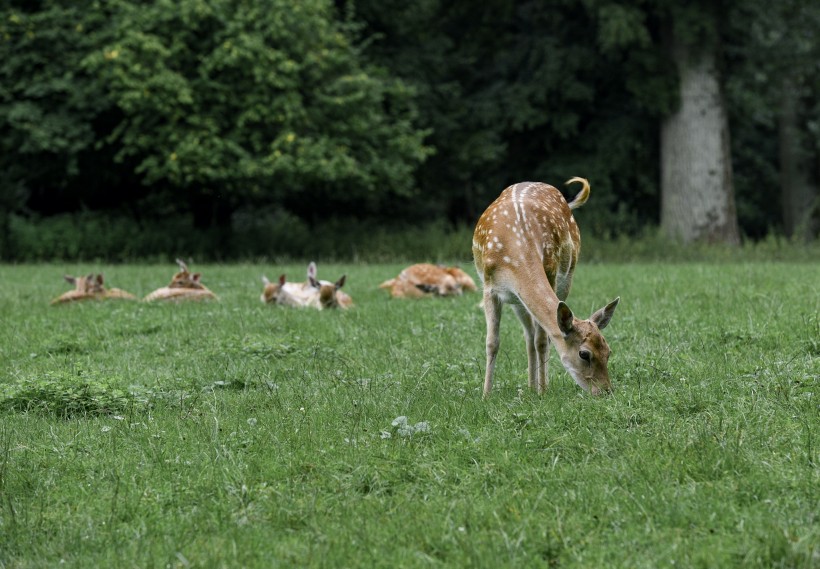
<box><xmin>1</xmin><ymin>0</ymin><xmax>818</xmax><ymax>260</ymax></box>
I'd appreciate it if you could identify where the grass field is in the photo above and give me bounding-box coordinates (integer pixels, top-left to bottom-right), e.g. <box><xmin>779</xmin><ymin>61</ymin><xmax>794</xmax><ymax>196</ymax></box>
<box><xmin>1</xmin><ymin>261</ymin><xmax>818</xmax><ymax>568</ymax></box>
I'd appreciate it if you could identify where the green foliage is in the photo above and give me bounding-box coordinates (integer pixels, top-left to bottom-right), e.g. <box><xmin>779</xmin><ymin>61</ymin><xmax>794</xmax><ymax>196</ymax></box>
<box><xmin>725</xmin><ymin>0</ymin><xmax>820</xmax><ymax>238</ymax></box>
<box><xmin>1</xmin><ymin>0</ymin><xmax>819</xmax><ymax>254</ymax></box>
<box><xmin>82</xmin><ymin>0</ymin><xmax>430</xmax><ymax>217</ymax></box>
<box><xmin>0</xmin><ymin>2</ymin><xmax>110</xmax><ymax>201</ymax></box>
<box><xmin>8</xmin><ymin>210</ymin><xmax>820</xmax><ymax>263</ymax></box>
<box><xmin>1</xmin><ymin>368</ymin><xmax>148</xmax><ymax>417</ymax></box>
<box><xmin>5</xmin><ymin>210</ymin><xmax>476</xmax><ymax>262</ymax></box>
<box><xmin>350</xmin><ymin>0</ymin><xmax>672</xmax><ymax>226</ymax></box>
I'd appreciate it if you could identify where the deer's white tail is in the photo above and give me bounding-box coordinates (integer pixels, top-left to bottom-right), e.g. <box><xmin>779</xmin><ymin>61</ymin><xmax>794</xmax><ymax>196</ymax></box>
<box><xmin>566</xmin><ymin>177</ymin><xmax>590</xmax><ymax>210</ymax></box>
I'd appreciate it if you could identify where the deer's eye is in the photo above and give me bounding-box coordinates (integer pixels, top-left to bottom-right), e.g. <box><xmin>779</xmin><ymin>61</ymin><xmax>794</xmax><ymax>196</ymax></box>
<box><xmin>579</xmin><ymin>350</ymin><xmax>591</xmax><ymax>362</ymax></box>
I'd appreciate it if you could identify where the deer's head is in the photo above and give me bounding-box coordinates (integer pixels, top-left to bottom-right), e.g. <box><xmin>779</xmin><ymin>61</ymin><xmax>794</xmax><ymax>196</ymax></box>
<box><xmin>261</xmin><ymin>275</ymin><xmax>286</xmax><ymax>304</ymax></box>
<box><xmin>310</xmin><ymin>275</ymin><xmax>347</xmax><ymax>309</ymax></box>
<box><xmin>556</xmin><ymin>298</ymin><xmax>620</xmax><ymax>395</ymax></box>
<box><xmin>169</xmin><ymin>259</ymin><xmax>205</xmax><ymax>289</ymax></box>
<box><xmin>63</xmin><ymin>274</ymin><xmax>105</xmax><ymax>295</ymax></box>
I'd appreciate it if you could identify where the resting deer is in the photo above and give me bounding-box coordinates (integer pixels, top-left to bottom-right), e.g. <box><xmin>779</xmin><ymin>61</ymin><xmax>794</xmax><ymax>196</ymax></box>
<box><xmin>307</xmin><ymin>262</ymin><xmax>353</xmax><ymax>309</ymax></box>
<box><xmin>260</xmin><ymin>274</ymin><xmax>316</xmax><ymax>307</ymax></box>
<box><xmin>97</xmin><ymin>273</ymin><xmax>137</xmax><ymax>300</ymax></box>
<box><xmin>144</xmin><ymin>259</ymin><xmax>217</xmax><ymax>302</ymax></box>
<box><xmin>51</xmin><ymin>274</ymin><xmax>135</xmax><ymax>304</ymax></box>
<box><xmin>379</xmin><ymin>264</ymin><xmax>477</xmax><ymax>298</ymax></box>
<box><xmin>261</xmin><ymin>262</ymin><xmax>352</xmax><ymax>309</ymax></box>
<box><xmin>51</xmin><ymin>274</ymin><xmax>101</xmax><ymax>304</ymax></box>
<box><xmin>473</xmin><ymin>177</ymin><xmax>620</xmax><ymax>396</ymax></box>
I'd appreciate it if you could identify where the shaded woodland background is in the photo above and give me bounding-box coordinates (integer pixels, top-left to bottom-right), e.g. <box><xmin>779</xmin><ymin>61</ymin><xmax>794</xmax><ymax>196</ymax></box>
<box><xmin>1</xmin><ymin>0</ymin><xmax>818</xmax><ymax>261</ymax></box>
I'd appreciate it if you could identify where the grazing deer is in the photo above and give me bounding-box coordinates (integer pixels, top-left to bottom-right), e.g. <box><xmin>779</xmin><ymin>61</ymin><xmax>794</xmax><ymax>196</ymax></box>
<box><xmin>473</xmin><ymin>177</ymin><xmax>620</xmax><ymax>396</ymax></box>
<box><xmin>379</xmin><ymin>263</ymin><xmax>477</xmax><ymax>298</ymax></box>
<box><xmin>144</xmin><ymin>259</ymin><xmax>217</xmax><ymax>302</ymax></box>
<box><xmin>51</xmin><ymin>274</ymin><xmax>136</xmax><ymax>304</ymax></box>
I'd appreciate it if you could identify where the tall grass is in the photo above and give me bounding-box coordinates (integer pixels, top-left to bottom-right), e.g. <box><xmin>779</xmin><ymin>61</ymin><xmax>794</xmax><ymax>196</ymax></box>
<box><xmin>1</xmin><ymin>261</ymin><xmax>818</xmax><ymax>567</ymax></box>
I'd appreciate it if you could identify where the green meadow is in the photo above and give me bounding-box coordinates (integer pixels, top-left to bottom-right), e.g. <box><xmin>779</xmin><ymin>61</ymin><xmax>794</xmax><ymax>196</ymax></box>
<box><xmin>1</xmin><ymin>261</ymin><xmax>818</xmax><ymax>568</ymax></box>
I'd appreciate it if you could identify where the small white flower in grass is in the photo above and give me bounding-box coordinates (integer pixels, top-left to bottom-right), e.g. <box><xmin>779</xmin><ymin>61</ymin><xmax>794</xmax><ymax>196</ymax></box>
<box><xmin>101</xmin><ymin>426</ymin><xmax>112</xmax><ymax>433</ymax></box>
<box><xmin>247</xmin><ymin>418</ymin><xmax>257</xmax><ymax>427</ymax></box>
<box><xmin>389</xmin><ymin>416</ymin><xmax>431</xmax><ymax>438</ymax></box>
<box><xmin>380</xmin><ymin>431</ymin><xmax>392</xmax><ymax>439</ymax></box>
<box><xmin>414</xmin><ymin>421</ymin><xmax>430</xmax><ymax>433</ymax></box>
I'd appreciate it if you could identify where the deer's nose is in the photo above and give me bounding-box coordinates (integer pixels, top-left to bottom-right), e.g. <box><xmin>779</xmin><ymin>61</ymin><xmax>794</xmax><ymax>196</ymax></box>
<box><xmin>590</xmin><ymin>383</ymin><xmax>612</xmax><ymax>396</ymax></box>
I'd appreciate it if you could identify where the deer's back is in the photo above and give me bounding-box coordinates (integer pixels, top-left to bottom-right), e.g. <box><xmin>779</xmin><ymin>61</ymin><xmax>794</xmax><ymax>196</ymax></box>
<box><xmin>473</xmin><ymin>182</ymin><xmax>580</xmax><ymax>282</ymax></box>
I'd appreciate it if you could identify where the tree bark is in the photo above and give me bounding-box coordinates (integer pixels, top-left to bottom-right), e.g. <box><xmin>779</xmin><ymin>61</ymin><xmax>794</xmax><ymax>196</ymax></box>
<box><xmin>778</xmin><ymin>76</ymin><xmax>819</xmax><ymax>241</ymax></box>
<box><xmin>661</xmin><ymin>37</ymin><xmax>740</xmax><ymax>244</ymax></box>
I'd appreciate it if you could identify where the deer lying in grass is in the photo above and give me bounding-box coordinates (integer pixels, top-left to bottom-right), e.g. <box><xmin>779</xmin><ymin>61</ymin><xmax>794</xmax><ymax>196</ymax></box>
<box><xmin>51</xmin><ymin>274</ymin><xmax>136</xmax><ymax>304</ymax></box>
<box><xmin>379</xmin><ymin>264</ymin><xmax>478</xmax><ymax>298</ymax></box>
<box><xmin>144</xmin><ymin>259</ymin><xmax>217</xmax><ymax>302</ymax></box>
<box><xmin>261</xmin><ymin>262</ymin><xmax>352</xmax><ymax>309</ymax></box>
<box><xmin>260</xmin><ymin>274</ymin><xmax>317</xmax><ymax>307</ymax></box>
<box><xmin>308</xmin><ymin>262</ymin><xmax>353</xmax><ymax>309</ymax></box>
<box><xmin>473</xmin><ymin>177</ymin><xmax>620</xmax><ymax>396</ymax></box>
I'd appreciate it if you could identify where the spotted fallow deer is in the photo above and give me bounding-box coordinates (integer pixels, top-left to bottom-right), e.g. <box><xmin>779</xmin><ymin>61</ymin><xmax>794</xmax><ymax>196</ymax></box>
<box><xmin>50</xmin><ymin>274</ymin><xmax>136</xmax><ymax>304</ymax></box>
<box><xmin>472</xmin><ymin>177</ymin><xmax>620</xmax><ymax>397</ymax></box>
<box><xmin>379</xmin><ymin>264</ymin><xmax>476</xmax><ymax>298</ymax></box>
<box><xmin>144</xmin><ymin>259</ymin><xmax>217</xmax><ymax>302</ymax></box>
<box><xmin>260</xmin><ymin>274</ymin><xmax>316</xmax><ymax>307</ymax></box>
<box><xmin>96</xmin><ymin>273</ymin><xmax>137</xmax><ymax>300</ymax></box>
<box><xmin>261</xmin><ymin>262</ymin><xmax>352</xmax><ymax>309</ymax></box>
<box><xmin>307</xmin><ymin>262</ymin><xmax>353</xmax><ymax>309</ymax></box>
<box><xmin>51</xmin><ymin>274</ymin><xmax>101</xmax><ymax>304</ymax></box>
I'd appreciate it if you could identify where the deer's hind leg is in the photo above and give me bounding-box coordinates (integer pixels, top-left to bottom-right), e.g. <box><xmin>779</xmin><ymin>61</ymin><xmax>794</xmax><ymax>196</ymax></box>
<box><xmin>512</xmin><ymin>305</ymin><xmax>541</xmax><ymax>392</ymax></box>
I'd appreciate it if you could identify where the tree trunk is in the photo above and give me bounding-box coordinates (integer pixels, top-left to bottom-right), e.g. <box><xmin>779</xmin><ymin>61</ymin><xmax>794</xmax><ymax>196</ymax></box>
<box><xmin>661</xmin><ymin>37</ymin><xmax>740</xmax><ymax>244</ymax></box>
<box><xmin>778</xmin><ymin>76</ymin><xmax>819</xmax><ymax>241</ymax></box>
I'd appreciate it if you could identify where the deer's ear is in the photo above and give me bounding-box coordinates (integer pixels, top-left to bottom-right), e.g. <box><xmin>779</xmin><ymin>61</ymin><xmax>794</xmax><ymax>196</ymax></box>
<box><xmin>176</xmin><ymin>258</ymin><xmax>188</xmax><ymax>272</ymax></box>
<box><xmin>590</xmin><ymin>297</ymin><xmax>620</xmax><ymax>330</ymax></box>
<box><xmin>307</xmin><ymin>262</ymin><xmax>317</xmax><ymax>280</ymax></box>
<box><xmin>192</xmin><ymin>273</ymin><xmax>201</xmax><ymax>282</ymax></box>
<box><xmin>262</xmin><ymin>276</ymin><xmax>270</xmax><ymax>285</ymax></box>
<box><xmin>335</xmin><ymin>275</ymin><xmax>346</xmax><ymax>289</ymax></box>
<box><xmin>557</xmin><ymin>302</ymin><xmax>575</xmax><ymax>336</ymax></box>
<box><xmin>64</xmin><ymin>275</ymin><xmax>76</xmax><ymax>284</ymax></box>
<box><xmin>278</xmin><ymin>275</ymin><xmax>286</xmax><ymax>285</ymax></box>
<box><xmin>96</xmin><ymin>274</ymin><xmax>104</xmax><ymax>284</ymax></box>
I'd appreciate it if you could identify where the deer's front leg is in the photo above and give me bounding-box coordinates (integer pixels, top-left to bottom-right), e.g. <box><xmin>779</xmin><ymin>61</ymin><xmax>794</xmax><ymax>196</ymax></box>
<box><xmin>535</xmin><ymin>325</ymin><xmax>550</xmax><ymax>393</ymax></box>
<box><xmin>512</xmin><ymin>305</ymin><xmax>539</xmax><ymax>391</ymax></box>
<box><xmin>482</xmin><ymin>291</ymin><xmax>503</xmax><ymax>397</ymax></box>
